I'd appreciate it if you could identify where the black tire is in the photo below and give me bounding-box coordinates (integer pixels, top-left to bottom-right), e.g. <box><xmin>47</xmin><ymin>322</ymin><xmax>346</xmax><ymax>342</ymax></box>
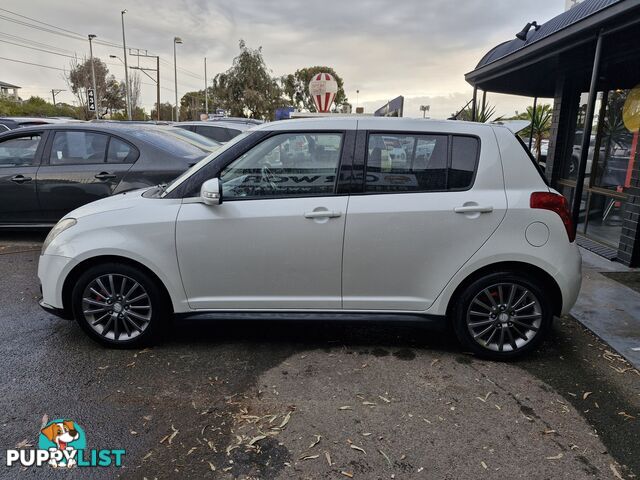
<box><xmin>452</xmin><ymin>271</ymin><xmax>553</xmax><ymax>360</ymax></box>
<box><xmin>71</xmin><ymin>263</ymin><xmax>168</xmax><ymax>348</ymax></box>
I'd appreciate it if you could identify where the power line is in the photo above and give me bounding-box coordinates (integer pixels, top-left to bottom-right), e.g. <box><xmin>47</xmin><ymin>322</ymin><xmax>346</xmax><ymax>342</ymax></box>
<box><xmin>0</xmin><ymin>38</ymin><xmax>78</xmax><ymax>59</ymax></box>
<box><xmin>0</xmin><ymin>55</ymin><xmax>66</xmax><ymax>71</ymax></box>
<box><xmin>0</xmin><ymin>32</ymin><xmax>77</xmax><ymax>55</ymax></box>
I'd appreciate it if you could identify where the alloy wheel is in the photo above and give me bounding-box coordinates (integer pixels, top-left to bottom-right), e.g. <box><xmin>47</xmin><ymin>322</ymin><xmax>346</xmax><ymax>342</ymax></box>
<box><xmin>466</xmin><ymin>283</ymin><xmax>542</xmax><ymax>353</ymax></box>
<box><xmin>81</xmin><ymin>274</ymin><xmax>152</xmax><ymax>341</ymax></box>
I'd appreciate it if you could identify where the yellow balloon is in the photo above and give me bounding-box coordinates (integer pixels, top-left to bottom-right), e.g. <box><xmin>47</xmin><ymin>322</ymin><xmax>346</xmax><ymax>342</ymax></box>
<box><xmin>623</xmin><ymin>85</ymin><xmax>640</xmax><ymax>132</ymax></box>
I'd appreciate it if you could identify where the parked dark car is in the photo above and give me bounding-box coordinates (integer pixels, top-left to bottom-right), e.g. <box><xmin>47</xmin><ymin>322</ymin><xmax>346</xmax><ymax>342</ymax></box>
<box><xmin>0</xmin><ymin>118</ymin><xmax>20</xmax><ymax>132</ymax></box>
<box><xmin>0</xmin><ymin>123</ymin><xmax>209</xmax><ymax>227</ymax></box>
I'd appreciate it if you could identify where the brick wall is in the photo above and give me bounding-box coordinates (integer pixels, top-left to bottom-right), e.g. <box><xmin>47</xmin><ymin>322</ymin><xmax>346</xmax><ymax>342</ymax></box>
<box><xmin>617</xmin><ymin>144</ymin><xmax>640</xmax><ymax>266</ymax></box>
<box><xmin>546</xmin><ymin>74</ymin><xmax>579</xmax><ymax>188</ymax></box>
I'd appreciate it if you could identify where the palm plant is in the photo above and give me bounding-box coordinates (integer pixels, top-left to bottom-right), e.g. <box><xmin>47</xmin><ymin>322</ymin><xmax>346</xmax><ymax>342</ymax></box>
<box><xmin>521</xmin><ymin>104</ymin><xmax>552</xmax><ymax>160</ymax></box>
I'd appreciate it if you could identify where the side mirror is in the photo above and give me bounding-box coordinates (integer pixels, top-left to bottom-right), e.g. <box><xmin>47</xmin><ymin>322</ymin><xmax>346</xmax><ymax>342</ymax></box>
<box><xmin>200</xmin><ymin>178</ymin><xmax>222</xmax><ymax>206</ymax></box>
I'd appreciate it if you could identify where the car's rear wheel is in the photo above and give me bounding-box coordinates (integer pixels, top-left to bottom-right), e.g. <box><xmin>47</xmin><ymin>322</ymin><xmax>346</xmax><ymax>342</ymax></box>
<box><xmin>452</xmin><ymin>272</ymin><xmax>553</xmax><ymax>360</ymax></box>
<box><xmin>71</xmin><ymin>263</ymin><xmax>167</xmax><ymax>348</ymax></box>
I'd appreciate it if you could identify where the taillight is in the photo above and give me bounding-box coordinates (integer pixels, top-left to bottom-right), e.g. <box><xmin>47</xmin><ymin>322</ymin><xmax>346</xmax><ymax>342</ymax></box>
<box><xmin>530</xmin><ymin>192</ymin><xmax>575</xmax><ymax>242</ymax></box>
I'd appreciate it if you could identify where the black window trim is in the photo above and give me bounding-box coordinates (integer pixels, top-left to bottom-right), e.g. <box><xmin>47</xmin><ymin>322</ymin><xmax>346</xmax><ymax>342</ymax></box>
<box><xmin>168</xmin><ymin>129</ymin><xmax>356</xmax><ymax>201</ymax></box>
<box><xmin>352</xmin><ymin>130</ymin><xmax>482</xmax><ymax>195</ymax></box>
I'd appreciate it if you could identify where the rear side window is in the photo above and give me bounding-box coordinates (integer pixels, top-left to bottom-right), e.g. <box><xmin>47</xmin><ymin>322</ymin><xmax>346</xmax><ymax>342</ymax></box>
<box><xmin>195</xmin><ymin>125</ymin><xmax>229</xmax><ymax>142</ymax></box>
<box><xmin>365</xmin><ymin>133</ymin><xmax>478</xmax><ymax>193</ymax></box>
<box><xmin>107</xmin><ymin>137</ymin><xmax>138</xmax><ymax>163</ymax></box>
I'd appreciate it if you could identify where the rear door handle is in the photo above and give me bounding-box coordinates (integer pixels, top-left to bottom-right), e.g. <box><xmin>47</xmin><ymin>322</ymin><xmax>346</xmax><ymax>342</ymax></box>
<box><xmin>10</xmin><ymin>174</ymin><xmax>32</xmax><ymax>184</ymax></box>
<box><xmin>95</xmin><ymin>172</ymin><xmax>117</xmax><ymax>180</ymax></box>
<box><xmin>304</xmin><ymin>210</ymin><xmax>342</xmax><ymax>219</ymax></box>
<box><xmin>454</xmin><ymin>205</ymin><xmax>493</xmax><ymax>213</ymax></box>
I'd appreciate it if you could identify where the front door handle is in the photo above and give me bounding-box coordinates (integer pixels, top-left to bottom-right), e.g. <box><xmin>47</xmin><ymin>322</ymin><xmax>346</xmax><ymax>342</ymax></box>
<box><xmin>454</xmin><ymin>205</ymin><xmax>493</xmax><ymax>214</ymax></box>
<box><xmin>10</xmin><ymin>174</ymin><xmax>32</xmax><ymax>184</ymax></box>
<box><xmin>304</xmin><ymin>210</ymin><xmax>342</xmax><ymax>219</ymax></box>
<box><xmin>95</xmin><ymin>172</ymin><xmax>117</xmax><ymax>180</ymax></box>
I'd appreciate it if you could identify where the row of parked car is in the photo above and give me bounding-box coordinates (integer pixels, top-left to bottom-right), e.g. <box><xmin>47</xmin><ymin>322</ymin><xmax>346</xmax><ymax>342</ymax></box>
<box><xmin>0</xmin><ymin>117</ymin><xmax>257</xmax><ymax>226</ymax></box>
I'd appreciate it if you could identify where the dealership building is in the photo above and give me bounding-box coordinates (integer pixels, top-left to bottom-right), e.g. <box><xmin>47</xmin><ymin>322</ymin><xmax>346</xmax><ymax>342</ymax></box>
<box><xmin>466</xmin><ymin>0</ymin><xmax>640</xmax><ymax>266</ymax></box>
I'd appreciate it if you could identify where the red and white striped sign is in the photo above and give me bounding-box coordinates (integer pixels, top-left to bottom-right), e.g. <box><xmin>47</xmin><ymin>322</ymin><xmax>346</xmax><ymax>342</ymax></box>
<box><xmin>308</xmin><ymin>73</ymin><xmax>338</xmax><ymax>113</ymax></box>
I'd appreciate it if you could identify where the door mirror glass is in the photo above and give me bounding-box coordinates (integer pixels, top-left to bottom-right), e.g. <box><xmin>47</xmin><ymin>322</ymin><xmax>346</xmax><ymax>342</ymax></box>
<box><xmin>201</xmin><ymin>178</ymin><xmax>222</xmax><ymax>205</ymax></box>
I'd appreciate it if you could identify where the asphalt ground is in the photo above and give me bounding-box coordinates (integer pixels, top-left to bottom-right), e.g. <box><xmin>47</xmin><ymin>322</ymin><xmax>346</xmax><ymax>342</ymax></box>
<box><xmin>0</xmin><ymin>233</ymin><xmax>638</xmax><ymax>480</ymax></box>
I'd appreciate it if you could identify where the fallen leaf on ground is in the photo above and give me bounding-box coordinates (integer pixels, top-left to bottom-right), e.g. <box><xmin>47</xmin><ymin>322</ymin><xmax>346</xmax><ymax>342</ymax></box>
<box><xmin>248</xmin><ymin>435</ymin><xmax>266</xmax><ymax>446</ymax></box>
<box><xmin>325</xmin><ymin>451</ymin><xmax>332</xmax><ymax>466</ymax></box>
<box><xmin>338</xmin><ymin>406</ymin><xmax>353</xmax><ymax>410</ymax></box>
<box><xmin>378</xmin><ymin>395</ymin><xmax>391</xmax><ymax>403</ymax></box>
<box><xmin>167</xmin><ymin>425</ymin><xmax>179</xmax><ymax>445</ymax></box>
<box><xmin>350</xmin><ymin>444</ymin><xmax>366</xmax><ymax>454</ymax></box>
<box><xmin>15</xmin><ymin>439</ymin><xmax>32</xmax><ymax>449</ymax></box>
<box><xmin>378</xmin><ymin>449</ymin><xmax>392</xmax><ymax>466</ymax></box>
<box><xmin>299</xmin><ymin>454</ymin><xmax>319</xmax><ymax>460</ymax></box>
<box><xmin>546</xmin><ymin>453</ymin><xmax>563</xmax><ymax>460</ymax></box>
<box><xmin>481</xmin><ymin>461</ymin><xmax>488</xmax><ymax>470</ymax></box>
<box><xmin>476</xmin><ymin>392</ymin><xmax>493</xmax><ymax>403</ymax></box>
<box><xmin>308</xmin><ymin>435</ymin><xmax>321</xmax><ymax>449</ymax></box>
<box><xmin>276</xmin><ymin>411</ymin><xmax>292</xmax><ymax>429</ymax></box>
<box><xmin>341</xmin><ymin>471</ymin><xmax>353</xmax><ymax>478</ymax></box>
<box><xmin>583</xmin><ymin>392</ymin><xmax>592</xmax><ymax>400</ymax></box>
<box><xmin>208</xmin><ymin>461</ymin><xmax>216</xmax><ymax>471</ymax></box>
<box><xmin>610</xmin><ymin>463</ymin><xmax>624</xmax><ymax>479</ymax></box>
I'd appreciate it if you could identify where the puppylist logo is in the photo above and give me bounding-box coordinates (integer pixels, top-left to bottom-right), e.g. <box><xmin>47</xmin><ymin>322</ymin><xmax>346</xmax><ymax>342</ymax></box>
<box><xmin>6</xmin><ymin>419</ymin><xmax>125</xmax><ymax>469</ymax></box>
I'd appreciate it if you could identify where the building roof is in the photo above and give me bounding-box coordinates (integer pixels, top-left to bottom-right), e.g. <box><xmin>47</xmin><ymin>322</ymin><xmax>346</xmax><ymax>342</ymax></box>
<box><xmin>474</xmin><ymin>0</ymin><xmax>620</xmax><ymax>70</ymax></box>
<box><xmin>0</xmin><ymin>81</ymin><xmax>21</xmax><ymax>89</ymax></box>
<box><xmin>465</xmin><ymin>0</ymin><xmax>640</xmax><ymax>96</ymax></box>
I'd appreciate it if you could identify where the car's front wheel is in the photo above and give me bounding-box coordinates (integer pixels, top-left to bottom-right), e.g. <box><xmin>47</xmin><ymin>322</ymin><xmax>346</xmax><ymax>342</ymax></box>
<box><xmin>71</xmin><ymin>263</ymin><xmax>167</xmax><ymax>348</ymax></box>
<box><xmin>452</xmin><ymin>272</ymin><xmax>553</xmax><ymax>360</ymax></box>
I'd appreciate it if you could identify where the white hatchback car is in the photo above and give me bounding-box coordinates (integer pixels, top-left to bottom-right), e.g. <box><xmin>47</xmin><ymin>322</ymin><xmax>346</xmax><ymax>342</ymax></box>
<box><xmin>38</xmin><ymin>118</ymin><xmax>581</xmax><ymax>359</ymax></box>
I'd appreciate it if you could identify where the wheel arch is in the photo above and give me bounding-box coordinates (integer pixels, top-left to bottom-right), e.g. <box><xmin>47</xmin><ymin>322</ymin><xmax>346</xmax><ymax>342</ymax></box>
<box><xmin>61</xmin><ymin>255</ymin><xmax>175</xmax><ymax>315</ymax></box>
<box><xmin>445</xmin><ymin>261</ymin><xmax>563</xmax><ymax>318</ymax></box>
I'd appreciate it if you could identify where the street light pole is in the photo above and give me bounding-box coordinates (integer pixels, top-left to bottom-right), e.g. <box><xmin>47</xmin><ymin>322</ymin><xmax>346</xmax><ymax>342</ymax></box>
<box><xmin>174</xmin><ymin>37</ymin><xmax>182</xmax><ymax>122</ymax></box>
<box><xmin>121</xmin><ymin>10</ymin><xmax>132</xmax><ymax>120</ymax></box>
<box><xmin>204</xmin><ymin>57</ymin><xmax>208</xmax><ymax>117</ymax></box>
<box><xmin>88</xmin><ymin>34</ymin><xmax>99</xmax><ymax>119</ymax></box>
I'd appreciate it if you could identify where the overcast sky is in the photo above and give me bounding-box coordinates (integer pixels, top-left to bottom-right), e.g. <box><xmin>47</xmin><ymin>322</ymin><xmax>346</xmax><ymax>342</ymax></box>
<box><xmin>0</xmin><ymin>0</ymin><xmax>561</xmax><ymax>118</ymax></box>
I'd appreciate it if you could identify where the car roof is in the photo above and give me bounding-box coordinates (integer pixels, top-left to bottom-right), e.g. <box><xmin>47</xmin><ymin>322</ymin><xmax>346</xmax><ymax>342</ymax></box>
<box><xmin>176</xmin><ymin>121</ymin><xmax>251</xmax><ymax>130</ymax></box>
<box><xmin>254</xmin><ymin>116</ymin><xmax>498</xmax><ymax>134</ymax></box>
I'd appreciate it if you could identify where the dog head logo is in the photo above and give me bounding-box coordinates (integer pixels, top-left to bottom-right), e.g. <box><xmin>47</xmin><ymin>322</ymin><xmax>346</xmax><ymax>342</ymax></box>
<box><xmin>38</xmin><ymin>419</ymin><xmax>86</xmax><ymax>468</ymax></box>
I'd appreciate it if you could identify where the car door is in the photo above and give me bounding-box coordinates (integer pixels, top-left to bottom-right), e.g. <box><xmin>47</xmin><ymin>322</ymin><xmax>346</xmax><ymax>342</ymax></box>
<box><xmin>0</xmin><ymin>130</ymin><xmax>46</xmax><ymax>225</ymax></box>
<box><xmin>342</xmin><ymin>125</ymin><xmax>507</xmax><ymax>311</ymax></box>
<box><xmin>36</xmin><ymin>130</ymin><xmax>136</xmax><ymax>222</ymax></box>
<box><xmin>176</xmin><ymin>128</ymin><xmax>354</xmax><ymax>310</ymax></box>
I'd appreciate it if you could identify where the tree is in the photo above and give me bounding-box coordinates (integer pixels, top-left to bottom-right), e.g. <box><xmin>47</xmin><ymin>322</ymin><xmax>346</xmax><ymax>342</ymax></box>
<box><xmin>66</xmin><ymin>57</ymin><xmax>109</xmax><ymax>119</ymax></box>
<box><xmin>180</xmin><ymin>91</ymin><xmax>205</xmax><ymax>121</ymax></box>
<box><xmin>454</xmin><ymin>101</ymin><xmax>500</xmax><ymax>123</ymax></box>
<box><xmin>515</xmin><ymin>104</ymin><xmax>552</xmax><ymax>160</ymax></box>
<box><xmin>102</xmin><ymin>75</ymin><xmax>126</xmax><ymax>116</ymax></box>
<box><xmin>0</xmin><ymin>96</ymin><xmax>79</xmax><ymax>118</ymax></box>
<box><xmin>150</xmin><ymin>102</ymin><xmax>175</xmax><ymax>121</ymax></box>
<box><xmin>281</xmin><ymin>66</ymin><xmax>348</xmax><ymax>112</ymax></box>
<box><xmin>210</xmin><ymin>40</ymin><xmax>283</xmax><ymax>119</ymax></box>
<box><xmin>129</xmin><ymin>71</ymin><xmax>142</xmax><ymax>112</ymax></box>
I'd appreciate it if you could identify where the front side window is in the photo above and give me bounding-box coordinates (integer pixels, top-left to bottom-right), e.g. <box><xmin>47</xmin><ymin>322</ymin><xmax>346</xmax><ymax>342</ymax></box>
<box><xmin>220</xmin><ymin>132</ymin><xmax>343</xmax><ymax>199</ymax></box>
<box><xmin>365</xmin><ymin>133</ymin><xmax>478</xmax><ymax>192</ymax></box>
<box><xmin>0</xmin><ymin>133</ymin><xmax>42</xmax><ymax>167</ymax></box>
<box><xmin>50</xmin><ymin>131</ymin><xmax>108</xmax><ymax>165</ymax></box>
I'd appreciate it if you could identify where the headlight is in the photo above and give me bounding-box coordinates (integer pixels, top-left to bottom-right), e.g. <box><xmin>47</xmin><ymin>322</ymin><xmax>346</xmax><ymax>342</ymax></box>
<box><xmin>42</xmin><ymin>218</ymin><xmax>77</xmax><ymax>254</ymax></box>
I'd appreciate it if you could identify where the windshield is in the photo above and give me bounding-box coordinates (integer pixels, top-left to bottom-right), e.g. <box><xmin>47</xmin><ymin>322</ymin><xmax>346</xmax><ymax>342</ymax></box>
<box><xmin>167</xmin><ymin>127</ymin><xmax>221</xmax><ymax>150</ymax></box>
<box><xmin>162</xmin><ymin>129</ymin><xmax>254</xmax><ymax>196</ymax></box>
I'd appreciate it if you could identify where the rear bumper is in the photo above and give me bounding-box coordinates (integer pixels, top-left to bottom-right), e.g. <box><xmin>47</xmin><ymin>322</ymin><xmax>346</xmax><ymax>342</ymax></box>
<box><xmin>39</xmin><ymin>299</ymin><xmax>72</xmax><ymax>320</ymax></box>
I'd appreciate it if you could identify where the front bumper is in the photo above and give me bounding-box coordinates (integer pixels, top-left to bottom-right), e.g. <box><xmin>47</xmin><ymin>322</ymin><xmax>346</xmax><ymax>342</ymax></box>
<box><xmin>38</xmin><ymin>253</ymin><xmax>74</xmax><ymax>311</ymax></box>
<box><xmin>39</xmin><ymin>298</ymin><xmax>72</xmax><ymax>320</ymax></box>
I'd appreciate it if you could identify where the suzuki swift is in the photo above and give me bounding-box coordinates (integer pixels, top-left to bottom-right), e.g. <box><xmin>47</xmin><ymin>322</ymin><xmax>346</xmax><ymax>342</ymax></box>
<box><xmin>38</xmin><ymin>117</ymin><xmax>581</xmax><ymax>359</ymax></box>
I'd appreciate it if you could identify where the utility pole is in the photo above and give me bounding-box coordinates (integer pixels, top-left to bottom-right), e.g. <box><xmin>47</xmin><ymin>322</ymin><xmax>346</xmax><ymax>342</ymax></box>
<box><xmin>51</xmin><ymin>89</ymin><xmax>65</xmax><ymax>106</ymax></box>
<box><xmin>88</xmin><ymin>34</ymin><xmax>99</xmax><ymax>119</ymax></box>
<box><xmin>121</xmin><ymin>10</ymin><xmax>132</xmax><ymax>120</ymax></box>
<box><xmin>174</xmin><ymin>37</ymin><xmax>183</xmax><ymax>122</ymax></box>
<box><xmin>129</xmin><ymin>49</ymin><xmax>161</xmax><ymax>121</ymax></box>
<box><xmin>204</xmin><ymin>57</ymin><xmax>208</xmax><ymax>116</ymax></box>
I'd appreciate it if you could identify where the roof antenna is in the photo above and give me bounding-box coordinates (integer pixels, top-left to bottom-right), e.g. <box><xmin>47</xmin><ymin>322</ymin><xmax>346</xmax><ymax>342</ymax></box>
<box><xmin>516</xmin><ymin>21</ymin><xmax>541</xmax><ymax>41</ymax></box>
